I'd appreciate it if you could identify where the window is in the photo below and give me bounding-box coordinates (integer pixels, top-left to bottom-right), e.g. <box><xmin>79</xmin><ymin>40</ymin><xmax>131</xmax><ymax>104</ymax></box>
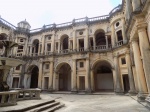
<box><xmin>45</xmin><ymin>35</ymin><xmax>51</xmax><ymax>40</ymax></box>
<box><xmin>121</xmin><ymin>58</ymin><xmax>126</xmax><ymax>65</ymax></box>
<box><xmin>79</xmin><ymin>31</ymin><xmax>83</xmax><ymax>35</ymax></box>
<box><xmin>116</xmin><ymin>22</ymin><xmax>120</xmax><ymax>27</ymax></box>
<box><xmin>47</xmin><ymin>44</ymin><xmax>51</xmax><ymax>51</ymax></box>
<box><xmin>45</xmin><ymin>64</ymin><xmax>49</xmax><ymax>69</ymax></box>
<box><xmin>16</xmin><ymin>65</ymin><xmax>21</xmax><ymax>70</ymax></box>
<box><xmin>20</xmin><ymin>39</ymin><xmax>24</xmax><ymax>42</ymax></box>
<box><xmin>80</xmin><ymin>62</ymin><xmax>84</xmax><ymax>68</ymax></box>
<box><xmin>17</xmin><ymin>46</ymin><xmax>24</xmax><ymax>52</ymax></box>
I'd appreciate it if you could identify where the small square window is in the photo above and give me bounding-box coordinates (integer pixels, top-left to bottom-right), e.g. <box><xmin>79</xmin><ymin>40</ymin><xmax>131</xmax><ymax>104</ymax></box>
<box><xmin>20</xmin><ymin>39</ymin><xmax>24</xmax><ymax>42</ymax></box>
<box><xmin>121</xmin><ymin>58</ymin><xmax>126</xmax><ymax>65</ymax></box>
<box><xmin>80</xmin><ymin>62</ymin><xmax>84</xmax><ymax>68</ymax></box>
<box><xmin>45</xmin><ymin>64</ymin><xmax>49</xmax><ymax>69</ymax></box>
<box><xmin>16</xmin><ymin>65</ymin><xmax>21</xmax><ymax>70</ymax></box>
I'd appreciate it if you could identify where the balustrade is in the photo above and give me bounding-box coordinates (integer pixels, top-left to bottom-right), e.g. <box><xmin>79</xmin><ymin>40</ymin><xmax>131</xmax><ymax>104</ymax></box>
<box><xmin>60</xmin><ymin>49</ymin><xmax>69</xmax><ymax>54</ymax></box>
<box><xmin>116</xmin><ymin>40</ymin><xmax>123</xmax><ymax>47</ymax></box>
<box><xmin>0</xmin><ymin>90</ymin><xmax>18</xmax><ymax>107</ymax></box>
<box><xmin>16</xmin><ymin>88</ymin><xmax>41</xmax><ymax>101</ymax></box>
<box><xmin>95</xmin><ymin>45</ymin><xmax>107</xmax><ymax>50</ymax></box>
<box><xmin>45</xmin><ymin>51</ymin><xmax>53</xmax><ymax>55</ymax></box>
<box><xmin>78</xmin><ymin>47</ymin><xmax>84</xmax><ymax>52</ymax></box>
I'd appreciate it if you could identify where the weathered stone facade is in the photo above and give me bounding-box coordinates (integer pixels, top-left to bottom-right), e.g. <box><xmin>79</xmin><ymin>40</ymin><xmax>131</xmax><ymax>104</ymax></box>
<box><xmin>0</xmin><ymin>0</ymin><xmax>150</xmax><ymax>100</ymax></box>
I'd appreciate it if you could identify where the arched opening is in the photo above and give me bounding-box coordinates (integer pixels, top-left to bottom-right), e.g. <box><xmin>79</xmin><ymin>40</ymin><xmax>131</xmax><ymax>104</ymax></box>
<box><xmin>32</xmin><ymin>39</ymin><xmax>39</xmax><ymax>54</ymax></box>
<box><xmin>0</xmin><ymin>33</ymin><xmax>7</xmax><ymax>49</ymax></box>
<box><xmin>29</xmin><ymin>66</ymin><xmax>39</xmax><ymax>88</ymax></box>
<box><xmin>117</xmin><ymin>30</ymin><xmax>123</xmax><ymax>41</ymax></box>
<box><xmin>95</xmin><ymin>30</ymin><xmax>106</xmax><ymax>46</ymax></box>
<box><xmin>57</xmin><ymin>63</ymin><xmax>71</xmax><ymax>91</ymax></box>
<box><xmin>93</xmin><ymin>61</ymin><xmax>114</xmax><ymax>92</ymax></box>
<box><xmin>61</xmin><ymin>35</ymin><xmax>69</xmax><ymax>50</ymax></box>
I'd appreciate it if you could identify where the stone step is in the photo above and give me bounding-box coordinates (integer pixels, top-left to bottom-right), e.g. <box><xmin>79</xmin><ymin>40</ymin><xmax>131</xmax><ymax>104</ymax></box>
<box><xmin>26</xmin><ymin>101</ymin><xmax>60</xmax><ymax>112</ymax></box>
<box><xmin>5</xmin><ymin>100</ymin><xmax>55</xmax><ymax>112</ymax></box>
<box><xmin>42</xmin><ymin>104</ymin><xmax>65</xmax><ymax>112</ymax></box>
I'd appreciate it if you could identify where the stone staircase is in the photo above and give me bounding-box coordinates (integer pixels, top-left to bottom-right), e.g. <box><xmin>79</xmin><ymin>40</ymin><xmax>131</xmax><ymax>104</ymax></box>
<box><xmin>5</xmin><ymin>100</ymin><xmax>64</xmax><ymax>112</ymax></box>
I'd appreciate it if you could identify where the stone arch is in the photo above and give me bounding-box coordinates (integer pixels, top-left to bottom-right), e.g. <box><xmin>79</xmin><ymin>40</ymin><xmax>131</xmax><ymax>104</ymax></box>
<box><xmin>60</xmin><ymin>34</ymin><xmax>69</xmax><ymax>50</ymax></box>
<box><xmin>0</xmin><ymin>33</ymin><xmax>8</xmax><ymax>40</ymax></box>
<box><xmin>32</xmin><ymin>39</ymin><xmax>39</xmax><ymax>54</ymax></box>
<box><xmin>27</xmin><ymin>65</ymin><xmax>39</xmax><ymax>88</ymax></box>
<box><xmin>91</xmin><ymin>58</ymin><xmax>114</xmax><ymax>70</ymax></box>
<box><xmin>91</xmin><ymin>58</ymin><xmax>115</xmax><ymax>92</ymax></box>
<box><xmin>94</xmin><ymin>29</ymin><xmax>106</xmax><ymax>46</ymax></box>
<box><xmin>54</xmin><ymin>62</ymin><xmax>72</xmax><ymax>91</ymax></box>
<box><xmin>55</xmin><ymin>61</ymin><xmax>72</xmax><ymax>72</ymax></box>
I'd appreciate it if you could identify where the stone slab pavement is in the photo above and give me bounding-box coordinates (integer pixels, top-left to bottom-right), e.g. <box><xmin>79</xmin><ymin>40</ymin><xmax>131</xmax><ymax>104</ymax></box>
<box><xmin>0</xmin><ymin>93</ymin><xmax>150</xmax><ymax>112</ymax></box>
<box><xmin>48</xmin><ymin>94</ymin><xmax>150</xmax><ymax>112</ymax></box>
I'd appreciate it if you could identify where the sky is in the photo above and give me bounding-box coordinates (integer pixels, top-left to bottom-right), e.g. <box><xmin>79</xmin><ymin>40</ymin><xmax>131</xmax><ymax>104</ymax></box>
<box><xmin>0</xmin><ymin>0</ymin><xmax>122</xmax><ymax>29</ymax></box>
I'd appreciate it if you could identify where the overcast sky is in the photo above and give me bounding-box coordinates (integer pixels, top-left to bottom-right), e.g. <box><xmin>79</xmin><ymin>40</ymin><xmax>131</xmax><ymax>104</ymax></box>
<box><xmin>0</xmin><ymin>0</ymin><xmax>122</xmax><ymax>29</ymax></box>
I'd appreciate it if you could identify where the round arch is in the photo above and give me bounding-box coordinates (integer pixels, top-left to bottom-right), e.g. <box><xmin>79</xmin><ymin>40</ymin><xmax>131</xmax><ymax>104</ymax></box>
<box><xmin>55</xmin><ymin>62</ymin><xmax>72</xmax><ymax>91</ymax></box>
<box><xmin>91</xmin><ymin>59</ymin><xmax>115</xmax><ymax>92</ymax></box>
<box><xmin>32</xmin><ymin>39</ymin><xmax>39</xmax><ymax>54</ymax></box>
<box><xmin>94</xmin><ymin>29</ymin><xmax>105</xmax><ymax>36</ymax></box>
<box><xmin>27</xmin><ymin>65</ymin><xmax>39</xmax><ymax>88</ymax></box>
<box><xmin>91</xmin><ymin>58</ymin><xmax>114</xmax><ymax>70</ymax></box>
<box><xmin>0</xmin><ymin>33</ymin><xmax>8</xmax><ymax>40</ymax></box>
<box><xmin>60</xmin><ymin>34</ymin><xmax>69</xmax><ymax>50</ymax></box>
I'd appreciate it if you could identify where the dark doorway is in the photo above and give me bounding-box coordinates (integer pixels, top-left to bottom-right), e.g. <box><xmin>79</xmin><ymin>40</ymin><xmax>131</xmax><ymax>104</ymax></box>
<box><xmin>30</xmin><ymin>66</ymin><xmax>39</xmax><ymax>88</ymax></box>
<box><xmin>79</xmin><ymin>76</ymin><xmax>85</xmax><ymax>91</ymax></box>
<box><xmin>94</xmin><ymin>61</ymin><xmax>114</xmax><ymax>92</ymax></box>
<box><xmin>123</xmin><ymin>74</ymin><xmax>130</xmax><ymax>93</ymax></box>
<box><xmin>12</xmin><ymin>77</ymin><xmax>19</xmax><ymax>88</ymax></box>
<box><xmin>59</xmin><ymin>64</ymin><xmax>71</xmax><ymax>91</ymax></box>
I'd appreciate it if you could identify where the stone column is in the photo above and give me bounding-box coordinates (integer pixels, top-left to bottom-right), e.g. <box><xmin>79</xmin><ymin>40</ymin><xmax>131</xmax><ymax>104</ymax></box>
<box><xmin>126</xmin><ymin>50</ymin><xmax>136</xmax><ymax>94</ymax></box>
<box><xmin>105</xmin><ymin>35</ymin><xmax>108</xmax><ymax>49</ymax></box>
<box><xmin>93</xmin><ymin>36</ymin><xmax>96</xmax><ymax>50</ymax></box>
<box><xmin>51</xmin><ymin>33</ymin><xmax>55</xmax><ymax>52</ymax></box>
<box><xmin>125</xmin><ymin>0</ymin><xmax>133</xmax><ymax>20</ymax></box>
<box><xmin>49</xmin><ymin>61</ymin><xmax>54</xmax><ymax>91</ymax></box>
<box><xmin>138</xmin><ymin>24</ymin><xmax>150</xmax><ymax>93</ymax></box>
<box><xmin>71</xmin><ymin>59</ymin><xmax>77</xmax><ymax>92</ymax></box>
<box><xmin>30</xmin><ymin>46</ymin><xmax>32</xmax><ymax>56</ymax></box>
<box><xmin>111</xmin><ymin>24</ymin><xmax>115</xmax><ymax>47</ymax></box>
<box><xmin>38</xmin><ymin>44</ymin><xmax>40</xmax><ymax>55</ymax></box>
<box><xmin>41</xmin><ymin>35</ymin><xmax>45</xmax><ymax>55</ymax></box>
<box><xmin>58</xmin><ymin>41</ymin><xmax>60</xmax><ymax>53</ymax></box>
<box><xmin>90</xmin><ymin>69</ymin><xmax>94</xmax><ymax>91</ymax></box>
<box><xmin>114</xmin><ymin>54</ymin><xmax>123</xmax><ymax>94</ymax></box>
<box><xmin>85</xmin><ymin>28</ymin><xmax>89</xmax><ymax>50</ymax></box>
<box><xmin>121</xmin><ymin>18</ymin><xmax>127</xmax><ymax>44</ymax></box>
<box><xmin>73</xmin><ymin>30</ymin><xmax>76</xmax><ymax>51</ymax></box>
<box><xmin>24</xmin><ymin>38</ymin><xmax>28</xmax><ymax>55</ymax></box>
<box><xmin>132</xmin><ymin>0</ymin><xmax>141</xmax><ymax>11</ymax></box>
<box><xmin>132</xmin><ymin>40</ymin><xmax>148</xmax><ymax>101</ymax></box>
<box><xmin>38</xmin><ymin>60</ymin><xmax>43</xmax><ymax>89</ymax></box>
<box><xmin>85</xmin><ymin>58</ymin><xmax>91</xmax><ymax>93</ymax></box>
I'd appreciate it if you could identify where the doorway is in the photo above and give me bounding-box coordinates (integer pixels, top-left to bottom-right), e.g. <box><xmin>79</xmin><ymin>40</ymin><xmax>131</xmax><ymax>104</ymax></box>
<box><xmin>123</xmin><ymin>74</ymin><xmax>130</xmax><ymax>93</ymax></box>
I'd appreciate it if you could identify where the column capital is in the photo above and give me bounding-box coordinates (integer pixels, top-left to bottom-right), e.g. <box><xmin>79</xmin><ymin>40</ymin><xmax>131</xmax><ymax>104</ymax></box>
<box><xmin>113</xmin><ymin>53</ymin><xmax>119</xmax><ymax>58</ymax></box>
<box><xmin>125</xmin><ymin>50</ymin><xmax>130</xmax><ymax>55</ymax></box>
<box><xmin>137</xmin><ymin>23</ymin><xmax>147</xmax><ymax>33</ymax></box>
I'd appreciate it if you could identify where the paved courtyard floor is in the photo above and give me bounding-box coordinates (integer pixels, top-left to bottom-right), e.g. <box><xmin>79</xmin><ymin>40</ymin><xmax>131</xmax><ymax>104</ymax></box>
<box><xmin>49</xmin><ymin>93</ymin><xmax>150</xmax><ymax>112</ymax></box>
<box><xmin>0</xmin><ymin>93</ymin><xmax>150</xmax><ymax>112</ymax></box>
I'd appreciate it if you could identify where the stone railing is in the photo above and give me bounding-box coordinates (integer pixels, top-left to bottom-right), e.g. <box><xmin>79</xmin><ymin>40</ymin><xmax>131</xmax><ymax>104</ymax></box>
<box><xmin>89</xmin><ymin>15</ymin><xmax>109</xmax><ymax>22</ymax></box>
<box><xmin>16</xmin><ymin>88</ymin><xmax>41</xmax><ymax>101</ymax></box>
<box><xmin>0</xmin><ymin>90</ymin><xmax>18</xmax><ymax>107</ymax></box>
<box><xmin>45</xmin><ymin>51</ymin><xmax>53</xmax><ymax>55</ymax></box>
<box><xmin>95</xmin><ymin>45</ymin><xmax>107</xmax><ymax>50</ymax></box>
<box><xmin>116</xmin><ymin>40</ymin><xmax>123</xmax><ymax>47</ymax></box>
<box><xmin>16</xmin><ymin>52</ymin><xmax>23</xmax><ymax>57</ymax></box>
<box><xmin>31</xmin><ymin>53</ymin><xmax>38</xmax><ymax>57</ymax></box>
<box><xmin>0</xmin><ymin>17</ymin><xmax>16</xmax><ymax>30</ymax></box>
<box><xmin>60</xmin><ymin>49</ymin><xmax>70</xmax><ymax>54</ymax></box>
<box><xmin>78</xmin><ymin>47</ymin><xmax>85</xmax><ymax>52</ymax></box>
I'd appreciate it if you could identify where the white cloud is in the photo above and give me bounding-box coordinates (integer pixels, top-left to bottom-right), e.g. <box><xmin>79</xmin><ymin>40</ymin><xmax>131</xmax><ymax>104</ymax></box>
<box><xmin>0</xmin><ymin>0</ymin><xmax>116</xmax><ymax>29</ymax></box>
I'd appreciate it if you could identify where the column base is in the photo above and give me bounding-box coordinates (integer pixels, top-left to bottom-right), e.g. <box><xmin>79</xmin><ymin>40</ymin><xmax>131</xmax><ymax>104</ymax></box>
<box><xmin>146</xmin><ymin>94</ymin><xmax>150</xmax><ymax>109</ymax></box>
<box><xmin>71</xmin><ymin>88</ymin><xmax>78</xmax><ymax>94</ymax></box>
<box><xmin>48</xmin><ymin>87</ymin><xmax>54</xmax><ymax>92</ymax></box>
<box><xmin>137</xmin><ymin>93</ymin><xmax>148</xmax><ymax>102</ymax></box>
<box><xmin>85</xmin><ymin>88</ymin><xmax>92</xmax><ymax>94</ymax></box>
<box><xmin>129</xmin><ymin>90</ymin><xmax>137</xmax><ymax>95</ymax></box>
<box><xmin>115</xmin><ymin>89</ymin><xmax>124</xmax><ymax>95</ymax></box>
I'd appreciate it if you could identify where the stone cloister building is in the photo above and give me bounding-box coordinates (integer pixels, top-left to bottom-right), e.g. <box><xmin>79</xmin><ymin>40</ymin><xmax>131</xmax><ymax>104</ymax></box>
<box><xmin>0</xmin><ymin>0</ymin><xmax>150</xmax><ymax>100</ymax></box>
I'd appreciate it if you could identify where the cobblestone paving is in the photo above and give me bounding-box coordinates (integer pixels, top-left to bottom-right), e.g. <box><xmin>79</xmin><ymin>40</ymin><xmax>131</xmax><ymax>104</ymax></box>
<box><xmin>46</xmin><ymin>94</ymin><xmax>150</xmax><ymax>112</ymax></box>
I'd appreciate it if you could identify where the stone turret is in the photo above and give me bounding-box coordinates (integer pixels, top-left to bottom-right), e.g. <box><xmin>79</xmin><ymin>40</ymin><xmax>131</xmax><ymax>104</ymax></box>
<box><xmin>17</xmin><ymin>19</ymin><xmax>31</xmax><ymax>32</ymax></box>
